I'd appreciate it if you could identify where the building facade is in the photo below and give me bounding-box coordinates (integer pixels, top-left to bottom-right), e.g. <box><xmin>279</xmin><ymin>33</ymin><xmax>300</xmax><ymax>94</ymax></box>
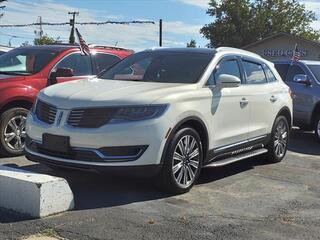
<box><xmin>243</xmin><ymin>33</ymin><xmax>320</xmax><ymax>61</ymax></box>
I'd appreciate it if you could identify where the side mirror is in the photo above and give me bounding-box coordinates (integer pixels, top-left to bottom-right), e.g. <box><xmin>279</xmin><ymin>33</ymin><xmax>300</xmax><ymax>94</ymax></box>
<box><xmin>293</xmin><ymin>74</ymin><xmax>311</xmax><ymax>86</ymax></box>
<box><xmin>47</xmin><ymin>68</ymin><xmax>74</xmax><ymax>86</ymax></box>
<box><xmin>216</xmin><ymin>74</ymin><xmax>241</xmax><ymax>88</ymax></box>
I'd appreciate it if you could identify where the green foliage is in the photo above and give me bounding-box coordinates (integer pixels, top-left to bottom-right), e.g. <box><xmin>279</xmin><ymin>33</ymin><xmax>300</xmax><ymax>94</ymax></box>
<box><xmin>201</xmin><ymin>0</ymin><xmax>320</xmax><ymax>48</ymax></box>
<box><xmin>187</xmin><ymin>39</ymin><xmax>197</xmax><ymax>48</ymax></box>
<box><xmin>33</xmin><ymin>35</ymin><xmax>56</xmax><ymax>45</ymax></box>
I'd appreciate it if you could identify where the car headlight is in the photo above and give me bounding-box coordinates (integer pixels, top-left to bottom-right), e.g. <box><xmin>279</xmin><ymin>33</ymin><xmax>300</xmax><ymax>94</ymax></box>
<box><xmin>109</xmin><ymin>104</ymin><xmax>168</xmax><ymax>124</ymax></box>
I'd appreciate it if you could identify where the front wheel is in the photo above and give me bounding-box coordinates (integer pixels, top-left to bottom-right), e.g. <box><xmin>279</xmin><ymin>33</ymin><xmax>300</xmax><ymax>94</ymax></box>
<box><xmin>314</xmin><ymin>114</ymin><xmax>320</xmax><ymax>143</ymax></box>
<box><xmin>265</xmin><ymin>116</ymin><xmax>289</xmax><ymax>163</ymax></box>
<box><xmin>0</xmin><ymin>108</ymin><xmax>28</xmax><ymax>157</ymax></box>
<box><xmin>158</xmin><ymin>127</ymin><xmax>203</xmax><ymax>194</ymax></box>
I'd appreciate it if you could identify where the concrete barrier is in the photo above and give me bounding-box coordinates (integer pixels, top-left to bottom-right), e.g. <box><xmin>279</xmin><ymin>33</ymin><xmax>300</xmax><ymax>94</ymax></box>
<box><xmin>0</xmin><ymin>165</ymin><xmax>74</xmax><ymax>218</ymax></box>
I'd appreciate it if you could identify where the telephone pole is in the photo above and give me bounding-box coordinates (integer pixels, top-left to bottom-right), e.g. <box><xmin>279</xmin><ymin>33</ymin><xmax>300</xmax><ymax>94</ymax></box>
<box><xmin>68</xmin><ymin>11</ymin><xmax>79</xmax><ymax>44</ymax></box>
<box><xmin>34</xmin><ymin>16</ymin><xmax>43</xmax><ymax>39</ymax></box>
<box><xmin>159</xmin><ymin>19</ymin><xmax>162</xmax><ymax>47</ymax></box>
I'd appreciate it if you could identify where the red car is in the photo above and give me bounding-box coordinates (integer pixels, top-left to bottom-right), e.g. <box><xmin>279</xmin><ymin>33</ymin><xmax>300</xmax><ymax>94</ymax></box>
<box><xmin>0</xmin><ymin>44</ymin><xmax>133</xmax><ymax>156</ymax></box>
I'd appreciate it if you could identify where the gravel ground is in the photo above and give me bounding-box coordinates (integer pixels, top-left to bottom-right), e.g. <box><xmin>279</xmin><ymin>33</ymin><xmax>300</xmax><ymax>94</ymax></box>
<box><xmin>0</xmin><ymin>129</ymin><xmax>319</xmax><ymax>240</ymax></box>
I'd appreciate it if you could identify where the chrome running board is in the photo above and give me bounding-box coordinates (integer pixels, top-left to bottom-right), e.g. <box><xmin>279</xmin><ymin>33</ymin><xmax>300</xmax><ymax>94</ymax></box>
<box><xmin>204</xmin><ymin>148</ymin><xmax>268</xmax><ymax>168</ymax></box>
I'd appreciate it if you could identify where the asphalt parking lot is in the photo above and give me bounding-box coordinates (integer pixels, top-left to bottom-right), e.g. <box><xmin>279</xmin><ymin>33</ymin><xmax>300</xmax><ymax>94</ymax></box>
<box><xmin>0</xmin><ymin>129</ymin><xmax>320</xmax><ymax>240</ymax></box>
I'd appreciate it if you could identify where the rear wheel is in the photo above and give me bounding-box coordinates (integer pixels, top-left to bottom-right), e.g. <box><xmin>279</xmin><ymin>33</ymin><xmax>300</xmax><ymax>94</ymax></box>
<box><xmin>0</xmin><ymin>108</ymin><xmax>28</xmax><ymax>157</ymax></box>
<box><xmin>265</xmin><ymin>116</ymin><xmax>289</xmax><ymax>163</ymax></box>
<box><xmin>158</xmin><ymin>127</ymin><xmax>203</xmax><ymax>194</ymax></box>
<box><xmin>314</xmin><ymin>114</ymin><xmax>320</xmax><ymax>143</ymax></box>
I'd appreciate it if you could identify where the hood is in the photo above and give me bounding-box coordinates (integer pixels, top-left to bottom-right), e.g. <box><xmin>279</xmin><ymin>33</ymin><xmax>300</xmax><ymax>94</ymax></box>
<box><xmin>39</xmin><ymin>78</ymin><xmax>196</xmax><ymax>109</ymax></box>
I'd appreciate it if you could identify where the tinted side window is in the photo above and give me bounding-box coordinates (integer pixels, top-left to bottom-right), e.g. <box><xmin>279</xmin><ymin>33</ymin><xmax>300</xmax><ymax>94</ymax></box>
<box><xmin>243</xmin><ymin>61</ymin><xmax>267</xmax><ymax>84</ymax></box>
<box><xmin>285</xmin><ymin>65</ymin><xmax>305</xmax><ymax>82</ymax></box>
<box><xmin>263</xmin><ymin>64</ymin><xmax>277</xmax><ymax>82</ymax></box>
<box><xmin>54</xmin><ymin>53</ymin><xmax>92</xmax><ymax>76</ymax></box>
<box><xmin>94</xmin><ymin>53</ymin><xmax>121</xmax><ymax>74</ymax></box>
<box><xmin>274</xmin><ymin>64</ymin><xmax>289</xmax><ymax>80</ymax></box>
<box><xmin>207</xmin><ymin>59</ymin><xmax>241</xmax><ymax>85</ymax></box>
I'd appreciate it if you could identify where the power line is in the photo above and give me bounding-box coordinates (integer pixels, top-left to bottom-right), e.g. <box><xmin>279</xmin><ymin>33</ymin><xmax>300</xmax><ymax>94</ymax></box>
<box><xmin>0</xmin><ymin>20</ymin><xmax>155</xmax><ymax>28</ymax></box>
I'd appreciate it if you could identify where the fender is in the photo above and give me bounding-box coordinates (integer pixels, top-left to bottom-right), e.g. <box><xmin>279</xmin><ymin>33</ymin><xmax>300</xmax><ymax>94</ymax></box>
<box><xmin>0</xmin><ymin>85</ymin><xmax>39</xmax><ymax>110</ymax></box>
<box><xmin>276</xmin><ymin>106</ymin><xmax>292</xmax><ymax>129</ymax></box>
<box><xmin>160</xmin><ymin>116</ymin><xmax>209</xmax><ymax>164</ymax></box>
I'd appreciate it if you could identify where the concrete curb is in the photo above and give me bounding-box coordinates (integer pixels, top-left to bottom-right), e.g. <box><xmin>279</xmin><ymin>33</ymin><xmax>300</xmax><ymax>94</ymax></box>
<box><xmin>0</xmin><ymin>165</ymin><xmax>74</xmax><ymax>218</ymax></box>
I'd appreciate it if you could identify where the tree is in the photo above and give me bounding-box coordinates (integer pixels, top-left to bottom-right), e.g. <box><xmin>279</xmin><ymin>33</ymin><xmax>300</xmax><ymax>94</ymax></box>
<box><xmin>20</xmin><ymin>41</ymin><xmax>31</xmax><ymax>47</ymax></box>
<box><xmin>201</xmin><ymin>0</ymin><xmax>320</xmax><ymax>48</ymax></box>
<box><xmin>33</xmin><ymin>35</ymin><xmax>56</xmax><ymax>45</ymax></box>
<box><xmin>187</xmin><ymin>39</ymin><xmax>197</xmax><ymax>48</ymax></box>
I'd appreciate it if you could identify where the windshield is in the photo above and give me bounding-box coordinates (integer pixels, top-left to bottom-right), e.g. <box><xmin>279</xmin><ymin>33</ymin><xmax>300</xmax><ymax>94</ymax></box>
<box><xmin>0</xmin><ymin>48</ymin><xmax>59</xmax><ymax>75</ymax></box>
<box><xmin>308</xmin><ymin>64</ymin><xmax>320</xmax><ymax>82</ymax></box>
<box><xmin>99</xmin><ymin>51</ymin><xmax>213</xmax><ymax>84</ymax></box>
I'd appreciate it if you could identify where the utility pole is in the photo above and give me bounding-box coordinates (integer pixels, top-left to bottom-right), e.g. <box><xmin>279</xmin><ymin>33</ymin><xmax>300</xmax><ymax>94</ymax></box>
<box><xmin>68</xmin><ymin>11</ymin><xmax>79</xmax><ymax>44</ymax></box>
<box><xmin>34</xmin><ymin>16</ymin><xmax>43</xmax><ymax>39</ymax></box>
<box><xmin>159</xmin><ymin>19</ymin><xmax>162</xmax><ymax>47</ymax></box>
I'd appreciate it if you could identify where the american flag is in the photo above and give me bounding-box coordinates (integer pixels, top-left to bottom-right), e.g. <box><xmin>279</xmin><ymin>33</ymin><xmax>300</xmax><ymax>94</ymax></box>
<box><xmin>291</xmin><ymin>43</ymin><xmax>301</xmax><ymax>64</ymax></box>
<box><xmin>75</xmin><ymin>28</ymin><xmax>90</xmax><ymax>55</ymax></box>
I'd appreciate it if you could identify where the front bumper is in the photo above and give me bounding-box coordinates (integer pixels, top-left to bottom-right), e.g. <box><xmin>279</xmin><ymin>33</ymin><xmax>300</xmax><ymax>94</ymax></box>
<box><xmin>26</xmin><ymin>111</ymin><xmax>171</xmax><ymax>169</ymax></box>
<box><xmin>25</xmin><ymin>148</ymin><xmax>161</xmax><ymax>176</ymax></box>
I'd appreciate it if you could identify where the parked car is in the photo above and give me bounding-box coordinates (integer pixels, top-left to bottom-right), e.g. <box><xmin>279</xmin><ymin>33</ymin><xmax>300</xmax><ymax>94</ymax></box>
<box><xmin>0</xmin><ymin>45</ymin><xmax>14</xmax><ymax>56</ymax></box>
<box><xmin>0</xmin><ymin>44</ymin><xmax>133</xmax><ymax>156</ymax></box>
<box><xmin>274</xmin><ymin>61</ymin><xmax>320</xmax><ymax>142</ymax></box>
<box><xmin>25</xmin><ymin>47</ymin><xmax>292</xmax><ymax>193</ymax></box>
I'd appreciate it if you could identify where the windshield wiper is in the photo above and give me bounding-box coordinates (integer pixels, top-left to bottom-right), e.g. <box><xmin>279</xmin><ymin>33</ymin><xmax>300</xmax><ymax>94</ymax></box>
<box><xmin>0</xmin><ymin>71</ymin><xmax>31</xmax><ymax>76</ymax></box>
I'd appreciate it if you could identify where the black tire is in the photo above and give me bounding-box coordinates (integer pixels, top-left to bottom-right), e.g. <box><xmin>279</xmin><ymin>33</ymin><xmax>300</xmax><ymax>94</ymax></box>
<box><xmin>158</xmin><ymin>127</ymin><xmax>203</xmax><ymax>194</ymax></box>
<box><xmin>314</xmin><ymin>114</ymin><xmax>320</xmax><ymax>143</ymax></box>
<box><xmin>0</xmin><ymin>107</ymin><xmax>29</xmax><ymax>157</ymax></box>
<box><xmin>265</xmin><ymin>116</ymin><xmax>290</xmax><ymax>163</ymax></box>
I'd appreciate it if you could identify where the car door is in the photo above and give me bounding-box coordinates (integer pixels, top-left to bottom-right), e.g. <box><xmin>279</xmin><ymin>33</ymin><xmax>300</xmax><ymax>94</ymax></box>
<box><xmin>92</xmin><ymin>53</ymin><xmax>121</xmax><ymax>75</ymax></box>
<box><xmin>242</xmin><ymin>59</ymin><xmax>277</xmax><ymax>139</ymax></box>
<box><xmin>51</xmin><ymin>52</ymin><xmax>94</xmax><ymax>84</ymax></box>
<box><xmin>275</xmin><ymin>63</ymin><xmax>312</xmax><ymax>125</ymax></box>
<box><xmin>207</xmin><ymin>56</ymin><xmax>250</xmax><ymax>148</ymax></box>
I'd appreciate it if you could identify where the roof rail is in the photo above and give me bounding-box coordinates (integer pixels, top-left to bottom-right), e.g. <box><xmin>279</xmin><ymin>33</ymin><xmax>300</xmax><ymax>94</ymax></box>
<box><xmin>88</xmin><ymin>44</ymin><xmax>133</xmax><ymax>52</ymax></box>
<box><xmin>217</xmin><ymin>47</ymin><xmax>262</xmax><ymax>58</ymax></box>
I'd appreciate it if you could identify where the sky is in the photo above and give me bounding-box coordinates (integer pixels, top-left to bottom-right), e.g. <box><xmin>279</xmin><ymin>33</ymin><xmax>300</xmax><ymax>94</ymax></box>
<box><xmin>0</xmin><ymin>0</ymin><xmax>319</xmax><ymax>51</ymax></box>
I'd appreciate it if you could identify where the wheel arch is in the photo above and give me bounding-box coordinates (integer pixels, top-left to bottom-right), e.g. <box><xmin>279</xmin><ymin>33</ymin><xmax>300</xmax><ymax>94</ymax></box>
<box><xmin>276</xmin><ymin>106</ymin><xmax>292</xmax><ymax>129</ymax></box>
<box><xmin>0</xmin><ymin>99</ymin><xmax>33</xmax><ymax>116</ymax></box>
<box><xmin>311</xmin><ymin>101</ymin><xmax>320</xmax><ymax>125</ymax></box>
<box><xmin>160</xmin><ymin>116</ymin><xmax>209</xmax><ymax>164</ymax></box>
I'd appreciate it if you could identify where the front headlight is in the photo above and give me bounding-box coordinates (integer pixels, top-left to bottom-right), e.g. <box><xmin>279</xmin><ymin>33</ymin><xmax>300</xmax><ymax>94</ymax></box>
<box><xmin>109</xmin><ymin>104</ymin><xmax>168</xmax><ymax>124</ymax></box>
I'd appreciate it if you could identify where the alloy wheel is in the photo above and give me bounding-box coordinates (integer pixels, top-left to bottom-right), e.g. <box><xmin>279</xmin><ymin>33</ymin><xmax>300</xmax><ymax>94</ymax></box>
<box><xmin>4</xmin><ymin>115</ymin><xmax>26</xmax><ymax>151</ymax></box>
<box><xmin>317</xmin><ymin>119</ymin><xmax>320</xmax><ymax>138</ymax></box>
<box><xmin>172</xmin><ymin>135</ymin><xmax>200</xmax><ymax>188</ymax></box>
<box><xmin>274</xmin><ymin>119</ymin><xmax>288</xmax><ymax>158</ymax></box>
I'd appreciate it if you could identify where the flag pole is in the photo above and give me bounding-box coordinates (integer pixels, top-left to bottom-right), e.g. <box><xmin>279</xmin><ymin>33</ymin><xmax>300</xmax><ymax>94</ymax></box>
<box><xmin>290</xmin><ymin>43</ymin><xmax>298</xmax><ymax>66</ymax></box>
<box><xmin>285</xmin><ymin>43</ymin><xmax>298</xmax><ymax>82</ymax></box>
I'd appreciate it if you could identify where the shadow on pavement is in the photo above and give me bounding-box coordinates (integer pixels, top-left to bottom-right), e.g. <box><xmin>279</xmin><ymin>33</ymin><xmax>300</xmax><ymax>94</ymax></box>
<box><xmin>288</xmin><ymin>129</ymin><xmax>320</xmax><ymax>155</ymax></box>
<box><xmin>0</xmin><ymin>156</ymin><xmax>268</xmax><ymax>224</ymax></box>
<box><xmin>1</xmin><ymin>129</ymin><xmax>318</xmax><ymax>223</ymax></box>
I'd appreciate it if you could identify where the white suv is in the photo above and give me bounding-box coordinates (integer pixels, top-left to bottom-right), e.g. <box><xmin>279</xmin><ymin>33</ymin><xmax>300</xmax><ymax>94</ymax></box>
<box><xmin>25</xmin><ymin>47</ymin><xmax>293</xmax><ymax>193</ymax></box>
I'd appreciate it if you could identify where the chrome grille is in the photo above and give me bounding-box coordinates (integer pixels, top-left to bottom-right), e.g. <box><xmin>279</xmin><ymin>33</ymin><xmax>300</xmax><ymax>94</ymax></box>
<box><xmin>67</xmin><ymin>108</ymin><xmax>116</xmax><ymax>128</ymax></box>
<box><xmin>35</xmin><ymin>100</ymin><xmax>57</xmax><ymax>124</ymax></box>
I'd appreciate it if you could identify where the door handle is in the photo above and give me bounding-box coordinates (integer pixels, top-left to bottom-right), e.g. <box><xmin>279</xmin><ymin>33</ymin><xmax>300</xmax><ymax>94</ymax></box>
<box><xmin>240</xmin><ymin>98</ymin><xmax>249</xmax><ymax>107</ymax></box>
<box><xmin>270</xmin><ymin>95</ymin><xmax>278</xmax><ymax>103</ymax></box>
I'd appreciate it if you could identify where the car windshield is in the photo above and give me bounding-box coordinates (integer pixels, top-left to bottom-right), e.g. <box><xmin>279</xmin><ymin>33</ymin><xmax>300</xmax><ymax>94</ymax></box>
<box><xmin>99</xmin><ymin>51</ymin><xmax>213</xmax><ymax>84</ymax></box>
<box><xmin>308</xmin><ymin>64</ymin><xmax>320</xmax><ymax>82</ymax></box>
<box><xmin>0</xmin><ymin>48</ymin><xmax>59</xmax><ymax>75</ymax></box>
